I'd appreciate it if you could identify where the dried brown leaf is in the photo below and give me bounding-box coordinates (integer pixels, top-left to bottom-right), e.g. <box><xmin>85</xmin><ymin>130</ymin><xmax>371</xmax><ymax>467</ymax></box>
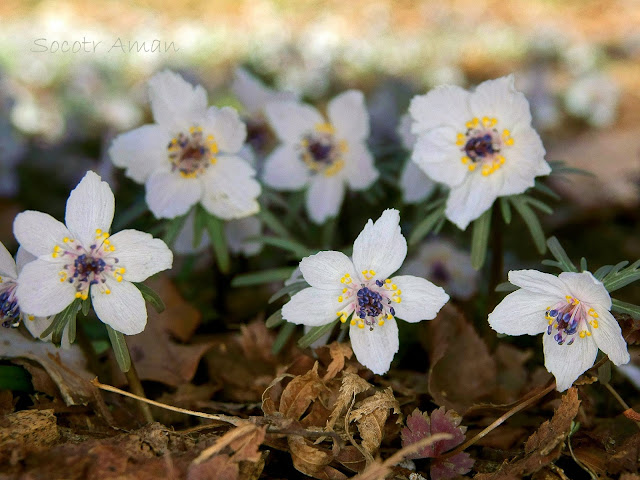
<box><xmin>287</xmin><ymin>436</ymin><xmax>347</xmax><ymax>480</ymax></box>
<box><xmin>321</xmin><ymin>342</ymin><xmax>354</xmax><ymax>382</ymax></box>
<box><xmin>279</xmin><ymin>362</ymin><xmax>325</xmax><ymax>420</ymax></box>
<box><xmin>350</xmin><ymin>388</ymin><xmax>400</xmax><ymax>456</ymax></box>
<box><xmin>327</xmin><ymin>372</ymin><xmax>373</xmax><ymax>431</ymax></box>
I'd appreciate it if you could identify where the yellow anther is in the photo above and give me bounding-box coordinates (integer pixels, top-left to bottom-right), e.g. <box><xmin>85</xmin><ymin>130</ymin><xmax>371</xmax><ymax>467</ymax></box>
<box><xmin>104</xmin><ymin>239</ymin><xmax>110</xmax><ymax>245</ymax></box>
<box><xmin>505</xmin><ymin>138</ymin><xmax>514</xmax><ymax>146</ymax></box>
<box><xmin>28</xmin><ymin>315</ymin><xmax>34</xmax><ymax>321</ymax></box>
<box><xmin>566</xmin><ymin>296</ymin><xmax>573</xmax><ymax>303</ymax></box>
<box><xmin>96</xmin><ymin>229</ymin><xmax>102</xmax><ymax>235</ymax></box>
<box><xmin>396</xmin><ymin>289</ymin><xmax>402</xmax><ymax>295</ymax></box>
<box><xmin>461</xmin><ymin>156</ymin><xmax>470</xmax><ymax>164</ymax></box>
<box><xmin>338</xmin><ymin>296</ymin><xmax>344</xmax><ymax>302</ymax></box>
<box><xmin>391</xmin><ymin>284</ymin><xmax>397</xmax><ymax>290</ymax></box>
<box><xmin>481</xmin><ymin>168</ymin><xmax>491</xmax><ymax>176</ymax></box>
<box><xmin>75</xmin><ymin>292</ymin><xmax>82</xmax><ymax>298</ymax></box>
<box><xmin>579</xmin><ymin>331</ymin><xmax>586</xmax><ymax>338</ymax></box>
<box><xmin>340</xmin><ymin>316</ymin><xmax>347</xmax><ymax>323</ymax></box>
<box><xmin>118</xmin><ymin>268</ymin><xmax>126</xmax><ymax>274</ymax></box>
<box><xmin>362</xmin><ymin>270</ymin><xmax>368</xmax><ymax>275</ymax></box>
<box><xmin>358</xmin><ymin>322</ymin><xmax>365</xmax><ymax>329</ymax></box>
<box><xmin>345</xmin><ymin>273</ymin><xmax>350</xmax><ymax>278</ymax></box>
<box><xmin>386</xmin><ymin>313</ymin><xmax>392</xmax><ymax>320</ymax></box>
<box><xmin>548</xmin><ymin>319</ymin><xmax>553</xmax><ymax>325</ymax></box>
<box><xmin>207</xmin><ymin>135</ymin><xmax>214</xmax><ymax>141</ymax></box>
<box><xmin>315</xmin><ymin>122</ymin><xmax>335</xmax><ymax>134</ymax></box>
<box><xmin>52</xmin><ymin>253</ymin><xmax>58</xmax><ymax>258</ymax></box>
<box><xmin>53</xmin><ymin>245</ymin><xmax>61</xmax><ymax>252</ymax></box>
<box><xmin>342</xmin><ymin>288</ymin><xmax>347</xmax><ymax>293</ymax></box>
<box><xmin>586</xmin><ymin>331</ymin><xmax>591</xmax><ymax>336</ymax></box>
<box><xmin>502</xmin><ymin>129</ymin><xmax>511</xmax><ymax>137</ymax></box>
<box><xmin>109</xmin><ymin>245</ymin><xmax>115</xmax><ymax>251</ymax></box>
<box><xmin>350</xmin><ymin>319</ymin><xmax>356</xmax><ymax>326</ymax></box>
<box><xmin>591</xmin><ymin>320</ymin><xmax>599</xmax><ymax>329</ymax></box>
<box><xmin>482</xmin><ymin>116</ymin><xmax>490</xmax><ymax>126</ymax></box>
<box><xmin>385</xmin><ymin>279</ymin><xmax>391</xmax><ymax>283</ymax></box>
<box><xmin>468</xmin><ymin>163</ymin><xmax>476</xmax><ymax>171</ymax></box>
<box><xmin>498</xmin><ymin>155</ymin><xmax>505</xmax><ymax>164</ymax></box>
<box><xmin>369</xmin><ymin>270</ymin><xmax>375</xmax><ymax>275</ymax></box>
<box><xmin>340</xmin><ymin>278</ymin><xmax>345</xmax><ymax>284</ymax></box>
<box><xmin>394</xmin><ymin>297</ymin><xmax>402</xmax><ymax>303</ymax></box>
<box><xmin>189</xmin><ymin>126</ymin><xmax>196</xmax><ymax>133</ymax></box>
<box><xmin>105</xmin><ymin>289</ymin><xmax>111</xmax><ymax>295</ymax></box>
<box><xmin>339</xmin><ymin>140</ymin><xmax>349</xmax><ymax>152</ymax></box>
<box><xmin>116</xmin><ymin>275</ymin><xmax>123</xmax><ymax>282</ymax></box>
<box><xmin>63</xmin><ymin>237</ymin><xmax>70</xmax><ymax>243</ymax></box>
<box><xmin>378</xmin><ymin>320</ymin><xmax>385</xmax><ymax>326</ymax></box>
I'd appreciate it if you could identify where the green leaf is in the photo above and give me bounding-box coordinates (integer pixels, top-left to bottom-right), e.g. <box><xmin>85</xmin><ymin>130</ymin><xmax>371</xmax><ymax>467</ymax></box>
<box><xmin>133</xmin><ymin>282</ymin><xmax>166</xmax><ymax>313</ymax></box>
<box><xmin>272</xmin><ymin>322</ymin><xmax>296</xmax><ymax>355</ymax></box>
<box><xmin>580</xmin><ymin>257</ymin><xmax>588</xmax><ymax>272</ymax></box>
<box><xmin>43</xmin><ymin>299</ymin><xmax>81</xmax><ymax>347</ymax></box>
<box><xmin>409</xmin><ymin>205</ymin><xmax>446</xmax><ymax>246</ymax></box>
<box><xmin>112</xmin><ymin>196</ymin><xmax>149</xmax><ymax>231</ymax></box>
<box><xmin>298</xmin><ymin>320</ymin><xmax>337</xmax><ymax>349</ymax></box>
<box><xmin>269</xmin><ymin>280</ymin><xmax>308</xmax><ymax>304</ymax></box>
<box><xmin>81</xmin><ymin>298</ymin><xmax>91</xmax><ymax>316</ymax></box>
<box><xmin>265</xmin><ymin>309</ymin><xmax>284</xmax><ymax>328</ymax></box>
<box><xmin>546</xmin><ymin>237</ymin><xmax>578</xmax><ymax>272</ymax></box>
<box><xmin>597</xmin><ymin>360</ymin><xmax>611</xmax><ymax>385</ymax></box>
<box><xmin>231</xmin><ymin>267</ymin><xmax>296</xmax><ymax>287</ymax></box>
<box><xmin>495</xmin><ymin>282</ymin><xmax>518</xmax><ymax>292</ymax></box>
<box><xmin>611</xmin><ymin>298</ymin><xmax>640</xmax><ymax>318</ymax></box>
<box><xmin>510</xmin><ymin>196</ymin><xmax>546</xmax><ymax>254</ymax></box>
<box><xmin>432</xmin><ymin>216</ymin><xmax>446</xmax><ymax>235</ymax></box>
<box><xmin>471</xmin><ymin>207</ymin><xmax>492</xmax><ymax>270</ymax></box>
<box><xmin>602</xmin><ymin>259</ymin><xmax>640</xmax><ymax>293</ymax></box>
<box><xmin>67</xmin><ymin>315</ymin><xmax>77</xmax><ymax>345</ymax></box>
<box><xmin>522</xmin><ymin>196</ymin><xmax>553</xmax><ymax>215</ymax></box>
<box><xmin>106</xmin><ymin>325</ymin><xmax>131</xmax><ymax>372</ymax></box>
<box><xmin>252</xmin><ymin>236</ymin><xmax>314</xmax><ymax>259</ymax></box>
<box><xmin>593</xmin><ymin>264</ymin><xmax>614</xmax><ymax>280</ymax></box>
<box><xmin>162</xmin><ymin>213</ymin><xmax>189</xmax><ymax>247</ymax></box>
<box><xmin>533</xmin><ymin>181</ymin><xmax>561</xmax><ymax>200</ymax></box>
<box><xmin>0</xmin><ymin>365</ymin><xmax>33</xmax><ymax>392</ymax></box>
<box><xmin>203</xmin><ymin>212</ymin><xmax>231</xmax><ymax>274</ymax></box>
<box><xmin>541</xmin><ymin>259</ymin><xmax>564</xmax><ymax>271</ymax></box>
<box><xmin>258</xmin><ymin>208</ymin><xmax>293</xmax><ymax>240</ymax></box>
<box><xmin>193</xmin><ymin>205</ymin><xmax>207</xmax><ymax>249</ymax></box>
<box><xmin>499</xmin><ymin>197</ymin><xmax>512</xmax><ymax>224</ymax></box>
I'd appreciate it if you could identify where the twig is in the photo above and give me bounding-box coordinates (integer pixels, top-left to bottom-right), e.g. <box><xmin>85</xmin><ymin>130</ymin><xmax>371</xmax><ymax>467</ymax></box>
<box><xmin>602</xmin><ymin>382</ymin><xmax>640</xmax><ymax>431</ymax></box>
<box><xmin>92</xmin><ymin>378</ymin><xmax>244</xmax><ymax>426</ymax></box>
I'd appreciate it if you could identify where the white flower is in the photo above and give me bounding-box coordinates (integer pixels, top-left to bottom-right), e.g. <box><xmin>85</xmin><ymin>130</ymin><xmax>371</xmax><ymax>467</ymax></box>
<box><xmin>14</xmin><ymin>171</ymin><xmax>173</xmax><ymax>335</ymax></box>
<box><xmin>565</xmin><ymin>73</ymin><xmax>620</xmax><ymax>128</ymax></box>
<box><xmin>397</xmin><ymin>114</ymin><xmax>436</xmax><ymax>204</ymax></box>
<box><xmin>173</xmin><ymin>209</ymin><xmax>262</xmax><ymax>257</ymax></box>
<box><xmin>0</xmin><ymin>242</ymin><xmax>70</xmax><ymax>346</ymax></box>
<box><xmin>108</xmin><ymin>70</ymin><xmax>261</xmax><ymax>220</ymax></box>
<box><xmin>262</xmin><ymin>90</ymin><xmax>379</xmax><ymax>224</ymax></box>
<box><xmin>282</xmin><ymin>209</ymin><xmax>449</xmax><ymax>374</ymax></box>
<box><xmin>402</xmin><ymin>239</ymin><xmax>478</xmax><ymax>300</ymax></box>
<box><xmin>409</xmin><ymin>75</ymin><xmax>551</xmax><ymax>230</ymax></box>
<box><xmin>488</xmin><ymin>270</ymin><xmax>630</xmax><ymax>391</ymax></box>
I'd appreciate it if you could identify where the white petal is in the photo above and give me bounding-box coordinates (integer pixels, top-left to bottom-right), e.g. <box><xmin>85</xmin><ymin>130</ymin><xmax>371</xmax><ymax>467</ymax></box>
<box><xmin>262</xmin><ymin>145</ymin><xmax>310</xmax><ymax>190</ymax></box>
<box><xmin>145</xmin><ymin>171</ymin><xmax>202</xmax><ymax>219</ymax></box>
<box><xmin>65</xmin><ymin>171</ymin><xmax>115</xmax><ymax>247</ymax></box>
<box><xmin>305</xmin><ymin>175</ymin><xmax>345</xmax><ymax>225</ymax></box>
<box><xmin>560</xmin><ymin>271</ymin><xmax>611</xmax><ymax>309</ymax></box>
<box><xmin>409</xmin><ymin>85</ymin><xmax>470</xmax><ymax>133</ymax></box>
<box><xmin>400</xmin><ymin>160</ymin><xmax>436</xmax><ymax>204</ymax></box>
<box><xmin>232</xmin><ymin>68</ymin><xmax>297</xmax><ymax>114</ymax></box>
<box><xmin>108</xmin><ymin>229</ymin><xmax>173</xmax><ymax>282</ymax></box>
<box><xmin>173</xmin><ymin>210</ymin><xmax>209</xmax><ymax>254</ymax></box>
<box><xmin>265</xmin><ymin>101</ymin><xmax>324</xmax><ymax>143</ymax></box>
<box><xmin>469</xmin><ymin>75</ymin><xmax>533</xmax><ymax>129</ymax></box>
<box><xmin>509</xmin><ymin>270</ymin><xmax>571</xmax><ymax>298</ymax></box>
<box><xmin>15</xmin><ymin>260</ymin><xmax>75</xmax><ymax>317</ymax></box>
<box><xmin>389</xmin><ymin>275</ymin><xmax>449</xmax><ymax>323</ymax></box>
<box><xmin>282</xmin><ymin>287</ymin><xmax>342</xmax><ymax>327</ymax></box>
<box><xmin>15</xmin><ymin>247</ymin><xmax>36</xmax><ymax>273</ymax></box>
<box><xmin>349</xmin><ymin>318</ymin><xmax>399</xmax><ymax>375</ymax></box>
<box><xmin>204</xmin><ymin>106</ymin><xmax>246</xmax><ymax>154</ymax></box>
<box><xmin>543</xmin><ymin>332</ymin><xmax>597</xmax><ymax>391</ymax></box>
<box><xmin>13</xmin><ymin>211</ymin><xmax>72</xmax><ymax>257</ymax></box>
<box><xmin>328</xmin><ymin>90</ymin><xmax>369</xmax><ymax>142</ymax></box>
<box><xmin>445</xmin><ymin>172</ymin><xmax>502</xmax><ymax>230</ymax></box>
<box><xmin>488</xmin><ymin>289</ymin><xmax>551</xmax><ymax>335</ymax></box>
<box><xmin>0</xmin><ymin>241</ymin><xmax>17</xmax><ymax>278</ymax></box>
<box><xmin>148</xmin><ymin>70</ymin><xmax>208</xmax><ymax>130</ymax></box>
<box><xmin>590</xmin><ymin>309</ymin><xmax>630</xmax><ymax>366</ymax></box>
<box><xmin>91</xmin><ymin>279</ymin><xmax>147</xmax><ymax>335</ymax></box>
<box><xmin>200</xmin><ymin>156</ymin><xmax>261</xmax><ymax>220</ymax></box>
<box><xmin>225</xmin><ymin>216</ymin><xmax>262</xmax><ymax>256</ymax></box>
<box><xmin>498</xmin><ymin>127</ymin><xmax>550</xmax><ymax>196</ymax></box>
<box><xmin>411</xmin><ymin>127</ymin><xmax>468</xmax><ymax>187</ymax></box>
<box><xmin>352</xmin><ymin>209</ymin><xmax>407</xmax><ymax>280</ymax></box>
<box><xmin>108</xmin><ymin>124</ymin><xmax>170</xmax><ymax>183</ymax></box>
<box><xmin>343</xmin><ymin>142</ymin><xmax>379</xmax><ymax>190</ymax></box>
<box><xmin>300</xmin><ymin>251</ymin><xmax>356</xmax><ymax>290</ymax></box>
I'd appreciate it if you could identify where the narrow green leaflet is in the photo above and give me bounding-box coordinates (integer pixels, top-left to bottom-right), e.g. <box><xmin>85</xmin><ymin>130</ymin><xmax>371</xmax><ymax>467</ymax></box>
<box><xmin>203</xmin><ymin>212</ymin><xmax>231</xmax><ymax>274</ymax></box>
<box><xmin>409</xmin><ymin>204</ymin><xmax>446</xmax><ymax>246</ymax></box>
<box><xmin>499</xmin><ymin>197</ymin><xmax>512</xmax><ymax>224</ymax></box>
<box><xmin>510</xmin><ymin>195</ymin><xmax>546</xmax><ymax>254</ymax></box>
<box><xmin>602</xmin><ymin>259</ymin><xmax>640</xmax><ymax>293</ymax></box>
<box><xmin>67</xmin><ymin>315</ymin><xmax>77</xmax><ymax>345</ymax></box>
<box><xmin>272</xmin><ymin>321</ymin><xmax>296</xmax><ymax>355</ymax></box>
<box><xmin>231</xmin><ymin>267</ymin><xmax>296</xmax><ymax>287</ymax></box>
<box><xmin>533</xmin><ymin>180</ymin><xmax>561</xmax><ymax>200</ymax></box>
<box><xmin>269</xmin><ymin>280</ymin><xmax>308</xmax><ymax>304</ymax></box>
<box><xmin>193</xmin><ymin>205</ymin><xmax>207</xmax><ymax>249</ymax></box>
<box><xmin>133</xmin><ymin>282</ymin><xmax>166</xmax><ymax>313</ymax></box>
<box><xmin>258</xmin><ymin>208</ymin><xmax>294</xmax><ymax>240</ymax></box>
<box><xmin>580</xmin><ymin>257</ymin><xmax>588</xmax><ymax>272</ymax></box>
<box><xmin>298</xmin><ymin>320</ymin><xmax>337</xmax><ymax>349</ymax></box>
<box><xmin>495</xmin><ymin>281</ymin><xmax>518</xmax><ymax>292</ymax></box>
<box><xmin>252</xmin><ymin>236</ymin><xmax>314</xmax><ymax>259</ymax></box>
<box><xmin>106</xmin><ymin>325</ymin><xmax>131</xmax><ymax>372</ymax></box>
<box><xmin>593</xmin><ymin>264</ymin><xmax>615</xmax><ymax>281</ymax></box>
<box><xmin>162</xmin><ymin>213</ymin><xmax>189</xmax><ymax>248</ymax></box>
<box><xmin>41</xmin><ymin>298</ymin><xmax>81</xmax><ymax>347</ymax></box>
<box><xmin>471</xmin><ymin>207</ymin><xmax>492</xmax><ymax>270</ymax></box>
<box><xmin>546</xmin><ymin>237</ymin><xmax>578</xmax><ymax>273</ymax></box>
<box><xmin>265</xmin><ymin>309</ymin><xmax>284</xmax><ymax>328</ymax></box>
<box><xmin>611</xmin><ymin>298</ymin><xmax>640</xmax><ymax>318</ymax></box>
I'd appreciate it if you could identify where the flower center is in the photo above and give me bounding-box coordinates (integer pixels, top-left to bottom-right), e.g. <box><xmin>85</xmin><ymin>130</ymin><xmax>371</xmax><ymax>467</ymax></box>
<box><xmin>0</xmin><ymin>280</ymin><xmax>21</xmax><ymax>328</ymax></box>
<box><xmin>335</xmin><ymin>271</ymin><xmax>402</xmax><ymax>330</ymax></box>
<box><xmin>167</xmin><ymin>126</ymin><xmax>219</xmax><ymax>179</ymax></box>
<box><xmin>52</xmin><ymin>229</ymin><xmax>124</xmax><ymax>300</ymax></box>
<box><xmin>456</xmin><ymin>117</ymin><xmax>514</xmax><ymax>177</ymax></box>
<box><xmin>545</xmin><ymin>295</ymin><xmax>599</xmax><ymax>346</ymax></box>
<box><xmin>245</xmin><ymin>117</ymin><xmax>272</xmax><ymax>155</ymax></box>
<box><xmin>299</xmin><ymin>123</ymin><xmax>347</xmax><ymax>177</ymax></box>
<box><xmin>430</xmin><ymin>261</ymin><xmax>451</xmax><ymax>284</ymax></box>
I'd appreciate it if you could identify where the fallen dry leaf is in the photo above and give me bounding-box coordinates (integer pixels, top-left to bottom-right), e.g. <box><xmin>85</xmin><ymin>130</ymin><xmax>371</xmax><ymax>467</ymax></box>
<box><xmin>318</xmin><ymin>342</ymin><xmax>354</xmax><ymax>382</ymax></box>
<box><xmin>350</xmin><ymin>387</ymin><xmax>401</xmax><ymax>457</ymax></box>
<box><xmin>278</xmin><ymin>362</ymin><xmax>326</xmax><ymax>421</ymax></box>
<box><xmin>327</xmin><ymin>372</ymin><xmax>373</xmax><ymax>431</ymax></box>
<box><xmin>287</xmin><ymin>436</ymin><xmax>347</xmax><ymax>480</ymax></box>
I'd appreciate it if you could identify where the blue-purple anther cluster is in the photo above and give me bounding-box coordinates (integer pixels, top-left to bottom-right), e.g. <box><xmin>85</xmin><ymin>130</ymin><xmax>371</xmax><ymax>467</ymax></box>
<box><xmin>546</xmin><ymin>309</ymin><xmax>579</xmax><ymax>346</ymax></box>
<box><xmin>357</xmin><ymin>283</ymin><xmax>395</xmax><ymax>324</ymax></box>
<box><xmin>71</xmin><ymin>253</ymin><xmax>106</xmax><ymax>285</ymax></box>
<box><xmin>0</xmin><ymin>285</ymin><xmax>20</xmax><ymax>328</ymax></box>
<box><xmin>465</xmin><ymin>133</ymin><xmax>498</xmax><ymax>161</ymax></box>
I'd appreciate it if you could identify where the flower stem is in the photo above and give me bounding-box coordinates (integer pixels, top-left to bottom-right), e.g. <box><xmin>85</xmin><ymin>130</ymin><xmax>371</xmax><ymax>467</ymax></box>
<box><xmin>123</xmin><ymin>338</ymin><xmax>154</xmax><ymax>424</ymax></box>
<box><xmin>488</xmin><ymin>205</ymin><xmax>504</xmax><ymax>311</ymax></box>
<box><xmin>602</xmin><ymin>382</ymin><xmax>640</xmax><ymax>431</ymax></box>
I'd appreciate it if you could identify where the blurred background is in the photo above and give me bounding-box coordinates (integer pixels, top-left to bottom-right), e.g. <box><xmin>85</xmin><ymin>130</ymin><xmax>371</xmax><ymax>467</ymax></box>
<box><xmin>0</xmin><ymin>0</ymin><xmax>638</xmax><ymax>271</ymax></box>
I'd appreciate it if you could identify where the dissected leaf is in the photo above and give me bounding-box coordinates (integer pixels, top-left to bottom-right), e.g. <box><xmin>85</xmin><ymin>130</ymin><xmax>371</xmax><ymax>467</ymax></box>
<box><xmin>327</xmin><ymin>372</ymin><xmax>373</xmax><ymax>431</ymax></box>
<box><xmin>349</xmin><ymin>388</ymin><xmax>400</xmax><ymax>456</ymax></box>
<box><xmin>320</xmin><ymin>342</ymin><xmax>354</xmax><ymax>382</ymax></box>
<box><xmin>278</xmin><ymin>362</ymin><xmax>326</xmax><ymax>420</ymax></box>
<box><xmin>287</xmin><ymin>436</ymin><xmax>346</xmax><ymax>480</ymax></box>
